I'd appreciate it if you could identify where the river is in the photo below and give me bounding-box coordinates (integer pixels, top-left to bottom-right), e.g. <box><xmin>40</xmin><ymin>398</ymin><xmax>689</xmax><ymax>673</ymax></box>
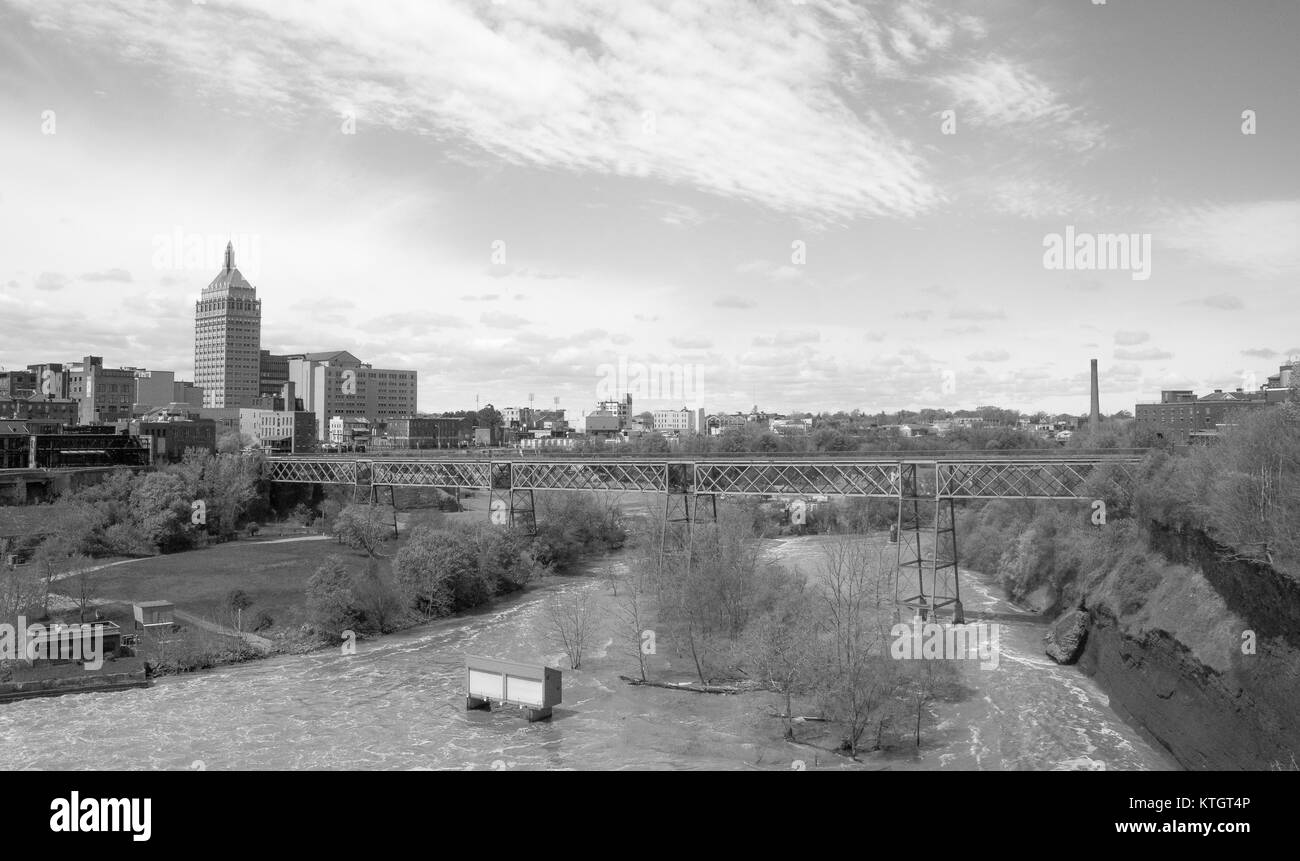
<box><xmin>0</xmin><ymin>534</ymin><xmax>1175</xmax><ymax>770</ymax></box>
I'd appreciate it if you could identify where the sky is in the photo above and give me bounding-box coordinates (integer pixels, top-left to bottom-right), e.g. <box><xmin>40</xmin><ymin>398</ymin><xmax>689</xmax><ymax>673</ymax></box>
<box><xmin>0</xmin><ymin>0</ymin><xmax>1296</xmax><ymax>417</ymax></box>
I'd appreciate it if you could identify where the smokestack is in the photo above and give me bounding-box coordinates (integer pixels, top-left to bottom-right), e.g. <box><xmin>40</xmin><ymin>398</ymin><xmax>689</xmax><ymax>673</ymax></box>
<box><xmin>1089</xmin><ymin>359</ymin><xmax>1100</xmax><ymax>434</ymax></box>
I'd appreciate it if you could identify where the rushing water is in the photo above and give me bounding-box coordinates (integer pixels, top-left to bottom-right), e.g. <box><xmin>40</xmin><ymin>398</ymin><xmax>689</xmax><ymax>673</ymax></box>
<box><xmin>0</xmin><ymin>535</ymin><xmax>1175</xmax><ymax>770</ymax></box>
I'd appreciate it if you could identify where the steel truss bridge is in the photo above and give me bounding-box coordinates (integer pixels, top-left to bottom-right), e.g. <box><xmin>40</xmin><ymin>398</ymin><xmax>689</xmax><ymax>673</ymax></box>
<box><xmin>263</xmin><ymin>452</ymin><xmax>1146</xmax><ymax>624</ymax></box>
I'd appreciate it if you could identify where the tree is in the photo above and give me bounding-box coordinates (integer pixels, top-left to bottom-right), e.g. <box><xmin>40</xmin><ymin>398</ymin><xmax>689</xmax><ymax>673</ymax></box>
<box><xmin>614</xmin><ymin>579</ymin><xmax>651</xmax><ymax>681</ymax></box>
<box><xmin>216</xmin><ymin>431</ymin><xmax>251</xmax><ymax>454</ymax></box>
<box><xmin>545</xmin><ymin>588</ymin><xmax>596</xmax><ymax>670</ymax></box>
<box><xmin>129</xmin><ymin>471</ymin><xmax>193</xmax><ymax>552</ymax></box>
<box><xmin>392</xmin><ymin>526</ymin><xmax>462</xmax><ymax>617</ymax></box>
<box><xmin>745</xmin><ymin>589</ymin><xmax>819</xmax><ymax>740</ymax></box>
<box><xmin>333</xmin><ymin>504</ymin><xmax>390</xmax><ymax>556</ymax></box>
<box><xmin>306</xmin><ymin>555</ymin><xmax>360</xmax><ymax>640</ymax></box>
<box><xmin>815</xmin><ymin>536</ymin><xmax>891</xmax><ymax>756</ymax></box>
<box><xmin>225</xmin><ymin>589</ymin><xmax>254</xmax><ymax>632</ymax></box>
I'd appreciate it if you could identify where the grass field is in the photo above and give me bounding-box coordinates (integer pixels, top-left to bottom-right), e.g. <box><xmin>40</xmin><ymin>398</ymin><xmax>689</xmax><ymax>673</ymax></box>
<box><xmin>63</xmin><ymin>537</ymin><xmax>383</xmax><ymax>633</ymax></box>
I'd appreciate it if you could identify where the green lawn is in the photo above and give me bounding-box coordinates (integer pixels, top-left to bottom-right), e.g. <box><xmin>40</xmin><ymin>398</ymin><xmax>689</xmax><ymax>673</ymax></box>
<box><xmin>65</xmin><ymin>537</ymin><xmax>386</xmax><ymax>632</ymax></box>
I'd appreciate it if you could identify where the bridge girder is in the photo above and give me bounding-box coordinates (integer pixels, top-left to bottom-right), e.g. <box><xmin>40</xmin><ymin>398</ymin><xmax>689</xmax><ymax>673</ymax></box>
<box><xmin>263</xmin><ymin>455</ymin><xmax>1140</xmax><ymax>500</ymax></box>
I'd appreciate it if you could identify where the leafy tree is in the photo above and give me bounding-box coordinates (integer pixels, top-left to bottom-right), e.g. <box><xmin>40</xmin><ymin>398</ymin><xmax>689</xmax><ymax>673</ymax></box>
<box><xmin>306</xmin><ymin>555</ymin><xmax>360</xmax><ymax>640</ymax></box>
<box><xmin>129</xmin><ymin>471</ymin><xmax>194</xmax><ymax>552</ymax></box>
<box><xmin>333</xmin><ymin>504</ymin><xmax>391</xmax><ymax>556</ymax></box>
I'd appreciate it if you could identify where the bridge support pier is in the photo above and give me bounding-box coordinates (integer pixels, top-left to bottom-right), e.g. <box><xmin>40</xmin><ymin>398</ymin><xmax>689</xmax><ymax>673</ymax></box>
<box><xmin>658</xmin><ymin>463</ymin><xmax>716</xmax><ymax>577</ymax></box>
<box><xmin>896</xmin><ymin>462</ymin><xmax>963</xmax><ymax>624</ymax></box>
<box><xmin>488</xmin><ymin>463</ymin><xmax>537</xmax><ymax>536</ymax></box>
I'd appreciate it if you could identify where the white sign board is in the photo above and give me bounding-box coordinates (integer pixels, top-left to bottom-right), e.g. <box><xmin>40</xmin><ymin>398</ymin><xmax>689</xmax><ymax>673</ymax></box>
<box><xmin>468</xmin><ymin>669</ymin><xmax>503</xmax><ymax>700</ymax></box>
<box><xmin>505</xmin><ymin>675</ymin><xmax>544</xmax><ymax>708</ymax></box>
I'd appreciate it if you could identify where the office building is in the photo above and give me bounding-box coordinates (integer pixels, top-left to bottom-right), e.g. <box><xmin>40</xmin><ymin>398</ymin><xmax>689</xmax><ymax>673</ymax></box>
<box><xmin>195</xmin><ymin>241</ymin><xmax>262</xmax><ymax>408</ymax></box>
<box><xmin>286</xmin><ymin>350</ymin><xmax>418</xmax><ymax>441</ymax></box>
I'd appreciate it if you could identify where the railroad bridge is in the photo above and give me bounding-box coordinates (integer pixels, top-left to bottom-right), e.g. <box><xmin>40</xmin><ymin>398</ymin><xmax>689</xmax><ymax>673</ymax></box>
<box><xmin>263</xmin><ymin>451</ymin><xmax>1146</xmax><ymax>624</ymax></box>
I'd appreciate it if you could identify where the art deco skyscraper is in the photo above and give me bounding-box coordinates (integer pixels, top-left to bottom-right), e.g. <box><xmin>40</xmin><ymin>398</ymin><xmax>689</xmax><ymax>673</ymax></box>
<box><xmin>194</xmin><ymin>241</ymin><xmax>262</xmax><ymax>408</ymax></box>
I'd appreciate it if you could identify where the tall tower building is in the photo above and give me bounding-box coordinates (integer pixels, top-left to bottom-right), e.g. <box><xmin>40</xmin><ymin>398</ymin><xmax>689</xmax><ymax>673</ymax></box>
<box><xmin>194</xmin><ymin>241</ymin><xmax>262</xmax><ymax>408</ymax></box>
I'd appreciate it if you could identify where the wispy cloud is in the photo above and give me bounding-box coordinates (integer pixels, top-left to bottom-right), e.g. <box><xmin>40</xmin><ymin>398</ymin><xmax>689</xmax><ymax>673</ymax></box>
<box><xmin>1159</xmin><ymin>201</ymin><xmax>1300</xmax><ymax>277</ymax></box>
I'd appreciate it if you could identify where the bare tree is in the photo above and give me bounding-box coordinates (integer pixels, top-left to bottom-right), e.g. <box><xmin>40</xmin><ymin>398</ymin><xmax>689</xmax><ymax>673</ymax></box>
<box><xmin>544</xmin><ymin>588</ymin><xmax>596</xmax><ymax>670</ymax></box>
<box><xmin>815</xmin><ymin>534</ymin><xmax>893</xmax><ymax>756</ymax></box>
<box><xmin>745</xmin><ymin>591</ymin><xmax>819</xmax><ymax>741</ymax></box>
<box><xmin>614</xmin><ymin>578</ymin><xmax>650</xmax><ymax>681</ymax></box>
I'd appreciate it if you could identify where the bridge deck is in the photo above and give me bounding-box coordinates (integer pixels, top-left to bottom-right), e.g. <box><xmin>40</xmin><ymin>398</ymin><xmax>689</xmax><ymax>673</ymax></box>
<box><xmin>262</xmin><ymin>452</ymin><xmax>1145</xmax><ymax>500</ymax></box>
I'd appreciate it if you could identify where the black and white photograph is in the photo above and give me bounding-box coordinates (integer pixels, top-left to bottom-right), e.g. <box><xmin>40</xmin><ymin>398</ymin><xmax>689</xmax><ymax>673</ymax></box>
<box><xmin>0</xmin><ymin>0</ymin><xmax>1295</xmax><ymax>834</ymax></box>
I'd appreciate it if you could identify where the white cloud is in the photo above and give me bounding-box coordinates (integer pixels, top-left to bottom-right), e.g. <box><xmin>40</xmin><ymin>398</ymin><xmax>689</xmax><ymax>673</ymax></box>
<box><xmin>1158</xmin><ymin>200</ymin><xmax>1300</xmax><ymax>277</ymax></box>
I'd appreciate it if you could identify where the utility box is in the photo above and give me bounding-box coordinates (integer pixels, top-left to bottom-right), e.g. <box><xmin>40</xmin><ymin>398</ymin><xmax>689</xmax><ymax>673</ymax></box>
<box><xmin>464</xmin><ymin>655</ymin><xmax>562</xmax><ymax>722</ymax></box>
<box><xmin>133</xmin><ymin>600</ymin><xmax>175</xmax><ymax>631</ymax></box>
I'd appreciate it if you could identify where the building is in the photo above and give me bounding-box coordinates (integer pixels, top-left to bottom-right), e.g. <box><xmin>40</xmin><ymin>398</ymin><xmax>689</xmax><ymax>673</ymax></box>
<box><xmin>67</xmin><ymin>356</ymin><xmax>135</xmax><ymax>425</ymax></box>
<box><xmin>597</xmin><ymin>394</ymin><xmax>632</xmax><ymax>429</ymax></box>
<box><xmin>1265</xmin><ymin>360</ymin><xmax>1296</xmax><ymax>390</ymax></box>
<box><xmin>707</xmin><ymin>412</ymin><xmax>747</xmax><ymax>435</ymax></box>
<box><xmin>129</xmin><ymin>368</ymin><xmax>176</xmax><ymax>411</ymax></box>
<box><xmin>130</xmin><ymin>413</ymin><xmax>218</xmax><ymax>462</ymax></box>
<box><xmin>2</xmin><ymin>392</ymin><xmax>78</xmax><ymax>425</ymax></box>
<box><xmin>243</xmin><ymin>409</ymin><xmax>316</xmax><ymax>453</ymax></box>
<box><xmin>24</xmin><ymin>363</ymin><xmax>70</xmax><ymax>399</ymax></box>
<box><xmin>770</xmin><ymin>417</ymin><xmax>812</xmax><ymax>435</ymax></box>
<box><xmin>286</xmin><ymin>350</ymin><xmax>418</xmax><ymax>441</ymax></box>
<box><xmin>259</xmin><ymin>350</ymin><xmax>291</xmax><ymax>397</ymax></box>
<box><xmin>327</xmin><ymin>415</ymin><xmax>372</xmax><ymax>449</ymax></box>
<box><xmin>195</xmin><ymin>241</ymin><xmax>262</xmax><ymax>408</ymax></box>
<box><xmin>650</xmin><ymin>407</ymin><xmax>705</xmax><ymax>434</ymax></box>
<box><xmin>172</xmin><ymin>380</ymin><xmax>205</xmax><ymax>409</ymax></box>
<box><xmin>1135</xmin><ymin>385</ymin><xmax>1285</xmax><ymax>443</ymax></box>
<box><xmin>380</xmin><ymin>416</ymin><xmax>470</xmax><ymax>449</ymax></box>
<box><xmin>583</xmin><ymin>410</ymin><xmax>621</xmax><ymax>438</ymax></box>
<box><xmin>0</xmin><ymin>370</ymin><xmax>36</xmax><ymax>399</ymax></box>
<box><xmin>502</xmin><ymin>406</ymin><xmax>536</xmax><ymax>429</ymax></box>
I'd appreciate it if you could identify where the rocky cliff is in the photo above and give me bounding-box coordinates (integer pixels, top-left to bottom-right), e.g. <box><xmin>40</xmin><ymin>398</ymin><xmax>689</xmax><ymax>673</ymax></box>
<box><xmin>1076</xmin><ymin>523</ymin><xmax>1300</xmax><ymax>770</ymax></box>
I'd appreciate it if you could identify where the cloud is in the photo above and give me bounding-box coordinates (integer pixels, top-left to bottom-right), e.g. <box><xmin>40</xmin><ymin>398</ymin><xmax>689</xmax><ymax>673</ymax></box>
<box><xmin>12</xmin><ymin>0</ymin><xmax>948</xmax><ymax>222</ymax></box>
<box><xmin>480</xmin><ymin>311</ymin><xmax>530</xmax><ymax>329</ymax></box>
<box><xmin>34</xmin><ymin>272</ymin><xmax>70</xmax><ymax>291</ymax></box>
<box><xmin>948</xmin><ymin>308</ymin><xmax>1005</xmax><ymax>321</ymax></box>
<box><xmin>899</xmin><ymin>309</ymin><xmax>932</xmax><ymax>320</ymax></box>
<box><xmin>736</xmin><ymin>259</ymin><xmax>803</xmax><ymax>281</ymax></box>
<box><xmin>460</xmin><ymin>294</ymin><xmax>501</xmax><ymax>302</ymax></box>
<box><xmin>81</xmin><ymin>268</ymin><xmax>133</xmax><ymax>282</ymax></box>
<box><xmin>1241</xmin><ymin>348</ymin><xmax>1277</xmax><ymax>359</ymax></box>
<box><xmin>670</xmin><ymin>336</ymin><xmax>712</xmax><ymax>350</ymax></box>
<box><xmin>1114</xmin><ymin>331</ymin><xmax>1149</xmax><ymax>346</ymax></box>
<box><xmin>485</xmin><ymin>265</ymin><xmax>573</xmax><ymax>280</ymax></box>
<box><xmin>713</xmin><ymin>295</ymin><xmax>756</xmax><ymax>309</ymax></box>
<box><xmin>1203</xmin><ymin>294</ymin><xmax>1244</xmax><ymax>310</ymax></box>
<box><xmin>967</xmin><ymin>349</ymin><xmax>1010</xmax><ymax>362</ymax></box>
<box><xmin>753</xmin><ymin>331</ymin><xmax>820</xmax><ymax>347</ymax></box>
<box><xmin>1158</xmin><ymin>201</ymin><xmax>1300</xmax><ymax>277</ymax></box>
<box><xmin>935</xmin><ymin>56</ymin><xmax>1106</xmax><ymax>152</ymax></box>
<box><xmin>1114</xmin><ymin>347</ymin><xmax>1173</xmax><ymax>361</ymax></box>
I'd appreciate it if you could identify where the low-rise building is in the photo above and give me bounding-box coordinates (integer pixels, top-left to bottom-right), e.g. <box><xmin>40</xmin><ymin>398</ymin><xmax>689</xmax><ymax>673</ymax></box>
<box><xmin>650</xmin><ymin>407</ymin><xmax>705</xmax><ymax>434</ymax></box>
<box><xmin>130</xmin><ymin>415</ymin><xmax>218</xmax><ymax>462</ymax></box>
<box><xmin>2</xmin><ymin>393</ymin><xmax>78</xmax><ymax>426</ymax></box>
<box><xmin>244</xmin><ymin>409</ymin><xmax>316</xmax><ymax>453</ymax></box>
<box><xmin>68</xmin><ymin>356</ymin><xmax>135</xmax><ymax>425</ymax></box>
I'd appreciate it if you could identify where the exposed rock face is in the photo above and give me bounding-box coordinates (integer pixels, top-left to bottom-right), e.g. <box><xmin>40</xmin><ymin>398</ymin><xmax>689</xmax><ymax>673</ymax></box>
<box><xmin>1076</xmin><ymin>524</ymin><xmax>1300</xmax><ymax>771</ymax></box>
<box><xmin>1044</xmin><ymin>608</ymin><xmax>1089</xmax><ymax>664</ymax></box>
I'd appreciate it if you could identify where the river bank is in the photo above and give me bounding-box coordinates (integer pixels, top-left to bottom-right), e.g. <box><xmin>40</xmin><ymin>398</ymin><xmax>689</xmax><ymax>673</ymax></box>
<box><xmin>0</xmin><ymin>531</ymin><xmax>1176</xmax><ymax>770</ymax></box>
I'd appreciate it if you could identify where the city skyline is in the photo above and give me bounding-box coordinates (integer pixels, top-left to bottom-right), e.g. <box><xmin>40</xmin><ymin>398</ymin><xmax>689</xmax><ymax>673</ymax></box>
<box><xmin>1</xmin><ymin>0</ymin><xmax>1297</xmax><ymax>416</ymax></box>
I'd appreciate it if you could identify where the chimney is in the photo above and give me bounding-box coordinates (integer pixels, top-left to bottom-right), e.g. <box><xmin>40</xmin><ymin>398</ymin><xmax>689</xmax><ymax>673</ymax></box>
<box><xmin>1089</xmin><ymin>359</ymin><xmax>1100</xmax><ymax>435</ymax></box>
